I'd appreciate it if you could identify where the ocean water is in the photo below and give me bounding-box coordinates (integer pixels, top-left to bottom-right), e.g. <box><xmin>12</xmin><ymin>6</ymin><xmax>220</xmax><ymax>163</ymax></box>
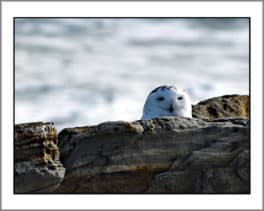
<box><xmin>15</xmin><ymin>18</ymin><xmax>249</xmax><ymax>131</ymax></box>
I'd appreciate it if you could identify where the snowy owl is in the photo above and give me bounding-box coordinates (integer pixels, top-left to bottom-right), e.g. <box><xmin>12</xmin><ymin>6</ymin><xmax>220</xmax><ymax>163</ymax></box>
<box><xmin>141</xmin><ymin>85</ymin><xmax>192</xmax><ymax>120</ymax></box>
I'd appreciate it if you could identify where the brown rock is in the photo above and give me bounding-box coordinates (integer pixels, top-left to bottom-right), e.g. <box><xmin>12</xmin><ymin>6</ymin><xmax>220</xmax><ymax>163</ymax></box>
<box><xmin>15</xmin><ymin>122</ymin><xmax>65</xmax><ymax>193</ymax></box>
<box><xmin>192</xmin><ymin>95</ymin><xmax>249</xmax><ymax>119</ymax></box>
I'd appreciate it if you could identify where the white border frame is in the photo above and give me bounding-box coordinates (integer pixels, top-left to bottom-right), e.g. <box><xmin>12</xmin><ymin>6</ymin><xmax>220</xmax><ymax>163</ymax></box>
<box><xmin>1</xmin><ymin>1</ymin><xmax>263</xmax><ymax>210</ymax></box>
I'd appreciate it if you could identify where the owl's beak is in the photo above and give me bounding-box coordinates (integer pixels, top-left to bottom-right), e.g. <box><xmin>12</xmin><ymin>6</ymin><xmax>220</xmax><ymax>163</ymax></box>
<box><xmin>169</xmin><ymin>104</ymin><xmax>174</xmax><ymax>113</ymax></box>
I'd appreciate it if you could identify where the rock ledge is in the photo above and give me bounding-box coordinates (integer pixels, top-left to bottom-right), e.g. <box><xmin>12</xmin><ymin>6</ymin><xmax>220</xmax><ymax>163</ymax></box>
<box><xmin>57</xmin><ymin>116</ymin><xmax>249</xmax><ymax>193</ymax></box>
<box><xmin>14</xmin><ymin>95</ymin><xmax>249</xmax><ymax>193</ymax></box>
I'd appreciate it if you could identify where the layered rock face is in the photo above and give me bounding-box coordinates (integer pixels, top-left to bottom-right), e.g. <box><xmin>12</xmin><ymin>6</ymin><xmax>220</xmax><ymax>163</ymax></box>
<box><xmin>15</xmin><ymin>122</ymin><xmax>65</xmax><ymax>193</ymax></box>
<box><xmin>57</xmin><ymin>117</ymin><xmax>249</xmax><ymax>193</ymax></box>
<box><xmin>14</xmin><ymin>95</ymin><xmax>249</xmax><ymax>193</ymax></box>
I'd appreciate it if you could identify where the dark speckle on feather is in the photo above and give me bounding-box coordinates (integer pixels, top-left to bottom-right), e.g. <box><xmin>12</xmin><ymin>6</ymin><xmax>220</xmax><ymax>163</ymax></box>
<box><xmin>149</xmin><ymin>85</ymin><xmax>177</xmax><ymax>95</ymax></box>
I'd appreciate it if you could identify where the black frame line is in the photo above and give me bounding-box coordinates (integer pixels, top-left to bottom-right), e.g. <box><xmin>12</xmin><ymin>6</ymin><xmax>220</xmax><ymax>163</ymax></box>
<box><xmin>0</xmin><ymin>0</ymin><xmax>258</xmax><ymax>1</ymax></box>
<box><xmin>14</xmin><ymin>17</ymin><xmax>250</xmax><ymax>19</ymax></box>
<box><xmin>0</xmin><ymin>1</ymin><xmax>2</xmax><ymax>211</ymax></box>
<box><xmin>13</xmin><ymin>16</ymin><xmax>251</xmax><ymax>195</ymax></box>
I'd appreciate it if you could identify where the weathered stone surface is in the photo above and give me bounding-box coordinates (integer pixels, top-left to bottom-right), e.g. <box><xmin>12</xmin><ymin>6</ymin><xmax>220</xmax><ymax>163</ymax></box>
<box><xmin>192</xmin><ymin>95</ymin><xmax>249</xmax><ymax>119</ymax></box>
<box><xmin>14</xmin><ymin>94</ymin><xmax>249</xmax><ymax>193</ymax></box>
<box><xmin>57</xmin><ymin>117</ymin><xmax>249</xmax><ymax>193</ymax></box>
<box><xmin>15</xmin><ymin>122</ymin><xmax>65</xmax><ymax>193</ymax></box>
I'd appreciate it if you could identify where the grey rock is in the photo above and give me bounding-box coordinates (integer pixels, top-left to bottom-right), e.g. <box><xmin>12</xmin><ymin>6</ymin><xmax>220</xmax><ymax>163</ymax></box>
<box><xmin>57</xmin><ymin>117</ymin><xmax>249</xmax><ymax>193</ymax></box>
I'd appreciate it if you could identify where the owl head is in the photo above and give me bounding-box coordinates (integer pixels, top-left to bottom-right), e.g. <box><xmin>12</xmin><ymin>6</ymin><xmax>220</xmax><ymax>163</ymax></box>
<box><xmin>141</xmin><ymin>85</ymin><xmax>192</xmax><ymax>120</ymax></box>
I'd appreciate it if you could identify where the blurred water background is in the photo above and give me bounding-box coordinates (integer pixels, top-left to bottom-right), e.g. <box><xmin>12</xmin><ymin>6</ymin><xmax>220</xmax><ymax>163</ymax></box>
<box><xmin>15</xmin><ymin>18</ymin><xmax>249</xmax><ymax>131</ymax></box>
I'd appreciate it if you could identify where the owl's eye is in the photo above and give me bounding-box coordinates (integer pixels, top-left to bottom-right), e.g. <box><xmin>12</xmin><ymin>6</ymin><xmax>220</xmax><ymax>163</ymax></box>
<box><xmin>178</xmin><ymin>96</ymin><xmax>183</xmax><ymax>100</ymax></box>
<box><xmin>157</xmin><ymin>97</ymin><xmax>165</xmax><ymax>101</ymax></box>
